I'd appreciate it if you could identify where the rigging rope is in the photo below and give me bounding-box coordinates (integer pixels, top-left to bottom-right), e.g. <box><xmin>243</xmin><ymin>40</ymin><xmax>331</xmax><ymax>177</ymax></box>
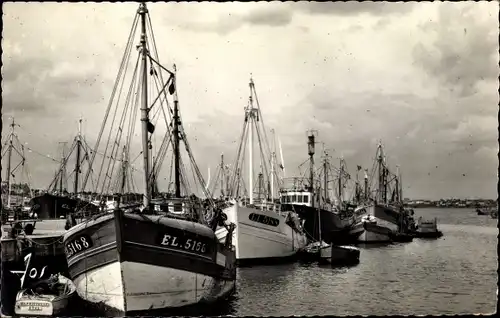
<box><xmin>81</xmin><ymin>12</ymin><xmax>140</xmax><ymax>191</ymax></box>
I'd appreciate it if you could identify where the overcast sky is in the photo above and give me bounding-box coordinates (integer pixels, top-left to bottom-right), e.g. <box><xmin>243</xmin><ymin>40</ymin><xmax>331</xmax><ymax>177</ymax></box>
<box><xmin>2</xmin><ymin>1</ymin><xmax>498</xmax><ymax>200</ymax></box>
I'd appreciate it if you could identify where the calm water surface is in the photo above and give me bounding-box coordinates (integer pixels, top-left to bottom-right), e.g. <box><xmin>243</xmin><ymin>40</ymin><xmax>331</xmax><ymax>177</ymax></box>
<box><xmin>4</xmin><ymin>209</ymin><xmax>496</xmax><ymax>316</ymax></box>
<box><xmin>229</xmin><ymin>208</ymin><xmax>498</xmax><ymax>316</ymax></box>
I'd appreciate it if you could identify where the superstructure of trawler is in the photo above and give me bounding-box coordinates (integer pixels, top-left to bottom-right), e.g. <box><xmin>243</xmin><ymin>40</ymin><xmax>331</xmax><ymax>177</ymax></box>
<box><xmin>279</xmin><ymin>132</ymin><xmax>358</xmax><ymax>244</ymax></box>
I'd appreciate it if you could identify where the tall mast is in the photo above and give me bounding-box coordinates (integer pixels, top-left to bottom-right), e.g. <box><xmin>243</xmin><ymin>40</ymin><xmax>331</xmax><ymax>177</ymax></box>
<box><xmin>5</xmin><ymin>118</ymin><xmax>15</xmax><ymax>208</ymax></box>
<box><xmin>323</xmin><ymin>151</ymin><xmax>328</xmax><ymax>207</ymax></box>
<box><xmin>355</xmin><ymin>165</ymin><xmax>360</xmax><ymax>203</ymax></box>
<box><xmin>248</xmin><ymin>76</ymin><xmax>257</xmax><ymax>205</ymax></box>
<box><xmin>59</xmin><ymin>142</ymin><xmax>67</xmax><ymax>193</ymax></box>
<box><xmin>172</xmin><ymin>65</ymin><xmax>181</xmax><ymax>198</ymax></box>
<box><xmin>270</xmin><ymin>129</ymin><xmax>275</xmax><ymax>203</ymax></box>
<box><xmin>377</xmin><ymin>142</ymin><xmax>384</xmax><ymax>203</ymax></box>
<box><xmin>220</xmin><ymin>153</ymin><xmax>225</xmax><ymax>197</ymax></box>
<box><xmin>364</xmin><ymin>169</ymin><xmax>369</xmax><ymax>202</ymax></box>
<box><xmin>338</xmin><ymin>158</ymin><xmax>343</xmax><ymax>205</ymax></box>
<box><xmin>120</xmin><ymin>145</ymin><xmax>127</xmax><ymax>195</ymax></box>
<box><xmin>73</xmin><ymin>118</ymin><xmax>82</xmax><ymax>195</ymax></box>
<box><xmin>307</xmin><ymin>130</ymin><xmax>316</xmax><ymax>208</ymax></box>
<box><xmin>139</xmin><ymin>2</ymin><xmax>151</xmax><ymax>207</ymax></box>
<box><xmin>399</xmin><ymin>170</ymin><xmax>403</xmax><ymax>203</ymax></box>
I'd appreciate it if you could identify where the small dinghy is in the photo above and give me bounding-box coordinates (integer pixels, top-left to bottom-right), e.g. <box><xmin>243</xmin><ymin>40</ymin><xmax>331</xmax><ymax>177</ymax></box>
<box><xmin>413</xmin><ymin>217</ymin><xmax>443</xmax><ymax>239</ymax></box>
<box><xmin>301</xmin><ymin>241</ymin><xmax>331</xmax><ymax>262</ymax></box>
<box><xmin>13</xmin><ymin>252</ymin><xmax>76</xmax><ymax>317</ymax></box>
<box><xmin>476</xmin><ymin>208</ymin><xmax>489</xmax><ymax>216</ymax></box>
<box><xmin>329</xmin><ymin>245</ymin><xmax>360</xmax><ymax>266</ymax></box>
<box><xmin>15</xmin><ymin>274</ymin><xmax>76</xmax><ymax>317</ymax></box>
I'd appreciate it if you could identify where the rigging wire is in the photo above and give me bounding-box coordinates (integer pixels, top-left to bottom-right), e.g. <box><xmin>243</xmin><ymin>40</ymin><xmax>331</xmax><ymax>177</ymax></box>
<box><xmin>81</xmin><ymin>12</ymin><xmax>140</xmax><ymax>191</ymax></box>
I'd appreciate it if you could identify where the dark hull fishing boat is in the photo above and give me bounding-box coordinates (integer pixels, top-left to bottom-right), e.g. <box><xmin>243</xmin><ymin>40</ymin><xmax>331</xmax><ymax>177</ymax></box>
<box><xmin>30</xmin><ymin>118</ymin><xmax>99</xmax><ymax>219</ymax></box>
<box><xmin>30</xmin><ymin>193</ymin><xmax>99</xmax><ymax>219</ymax></box>
<box><xmin>347</xmin><ymin>142</ymin><xmax>410</xmax><ymax>243</ymax></box>
<box><xmin>280</xmin><ymin>203</ymin><xmax>348</xmax><ymax>243</ymax></box>
<box><xmin>62</xmin><ymin>3</ymin><xmax>236</xmax><ymax>315</ymax></box>
<box><xmin>279</xmin><ymin>142</ymin><xmax>357</xmax><ymax>244</ymax></box>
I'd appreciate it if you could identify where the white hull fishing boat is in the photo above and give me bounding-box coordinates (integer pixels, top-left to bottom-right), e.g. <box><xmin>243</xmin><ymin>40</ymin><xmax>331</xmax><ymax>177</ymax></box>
<box><xmin>216</xmin><ymin>77</ymin><xmax>307</xmax><ymax>263</ymax></box>
<box><xmin>217</xmin><ymin>202</ymin><xmax>306</xmax><ymax>261</ymax></box>
<box><xmin>62</xmin><ymin>3</ymin><xmax>236</xmax><ymax>315</ymax></box>
<box><xmin>348</xmin><ymin>208</ymin><xmax>393</xmax><ymax>243</ymax></box>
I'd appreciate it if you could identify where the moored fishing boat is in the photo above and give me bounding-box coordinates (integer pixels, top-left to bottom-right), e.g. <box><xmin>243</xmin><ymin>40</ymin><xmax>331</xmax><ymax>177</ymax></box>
<box><xmin>413</xmin><ymin>216</ymin><xmax>443</xmax><ymax>238</ymax></box>
<box><xmin>349</xmin><ymin>213</ymin><xmax>393</xmax><ymax>243</ymax></box>
<box><xmin>279</xmin><ymin>135</ymin><xmax>357</xmax><ymax>245</ymax></box>
<box><xmin>216</xmin><ymin>77</ymin><xmax>307</xmax><ymax>264</ymax></box>
<box><xmin>62</xmin><ymin>3</ymin><xmax>236</xmax><ymax>315</ymax></box>
<box><xmin>30</xmin><ymin>118</ymin><xmax>99</xmax><ymax>220</ymax></box>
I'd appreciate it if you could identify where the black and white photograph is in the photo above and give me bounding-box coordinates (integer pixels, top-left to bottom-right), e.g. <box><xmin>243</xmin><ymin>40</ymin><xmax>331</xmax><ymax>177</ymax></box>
<box><xmin>1</xmin><ymin>1</ymin><xmax>498</xmax><ymax>316</ymax></box>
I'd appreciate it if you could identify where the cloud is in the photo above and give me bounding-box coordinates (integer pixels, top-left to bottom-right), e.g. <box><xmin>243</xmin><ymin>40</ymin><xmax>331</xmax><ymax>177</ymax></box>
<box><xmin>177</xmin><ymin>5</ymin><xmax>295</xmax><ymax>35</ymax></box>
<box><xmin>292</xmin><ymin>1</ymin><xmax>415</xmax><ymax>16</ymax></box>
<box><xmin>412</xmin><ymin>2</ymin><xmax>499</xmax><ymax>97</ymax></box>
<box><xmin>174</xmin><ymin>2</ymin><xmax>415</xmax><ymax>35</ymax></box>
<box><xmin>1</xmin><ymin>2</ymin><xmax>497</xmax><ymax>200</ymax></box>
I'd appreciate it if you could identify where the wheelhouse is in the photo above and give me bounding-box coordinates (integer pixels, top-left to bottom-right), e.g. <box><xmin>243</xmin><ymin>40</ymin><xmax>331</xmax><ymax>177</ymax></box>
<box><xmin>279</xmin><ymin>191</ymin><xmax>320</xmax><ymax>207</ymax></box>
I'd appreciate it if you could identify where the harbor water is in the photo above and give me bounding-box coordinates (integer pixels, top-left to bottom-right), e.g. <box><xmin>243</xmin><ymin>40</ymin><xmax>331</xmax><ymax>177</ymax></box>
<box><xmin>2</xmin><ymin>208</ymin><xmax>497</xmax><ymax>316</ymax></box>
<box><xmin>229</xmin><ymin>208</ymin><xmax>497</xmax><ymax>316</ymax></box>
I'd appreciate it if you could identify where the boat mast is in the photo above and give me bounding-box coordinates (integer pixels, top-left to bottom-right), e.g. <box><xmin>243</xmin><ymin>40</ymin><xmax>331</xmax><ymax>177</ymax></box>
<box><xmin>338</xmin><ymin>158</ymin><xmax>343</xmax><ymax>206</ymax></box>
<box><xmin>364</xmin><ymin>169</ymin><xmax>369</xmax><ymax>202</ymax></box>
<box><xmin>220</xmin><ymin>153</ymin><xmax>225</xmax><ymax>197</ymax></box>
<box><xmin>307</xmin><ymin>130</ymin><xmax>316</xmax><ymax>208</ymax></box>
<box><xmin>139</xmin><ymin>2</ymin><xmax>151</xmax><ymax>207</ymax></box>
<box><xmin>172</xmin><ymin>65</ymin><xmax>181</xmax><ymax>198</ymax></box>
<box><xmin>73</xmin><ymin>118</ymin><xmax>82</xmax><ymax>196</ymax></box>
<box><xmin>399</xmin><ymin>170</ymin><xmax>403</xmax><ymax>203</ymax></box>
<box><xmin>120</xmin><ymin>146</ymin><xmax>127</xmax><ymax>195</ymax></box>
<box><xmin>377</xmin><ymin>142</ymin><xmax>384</xmax><ymax>204</ymax></box>
<box><xmin>5</xmin><ymin>118</ymin><xmax>15</xmax><ymax>208</ymax></box>
<box><xmin>395</xmin><ymin>165</ymin><xmax>400</xmax><ymax>203</ymax></box>
<box><xmin>59</xmin><ymin>141</ymin><xmax>67</xmax><ymax>193</ymax></box>
<box><xmin>247</xmin><ymin>76</ymin><xmax>257</xmax><ymax>205</ymax></box>
<box><xmin>323</xmin><ymin>150</ymin><xmax>328</xmax><ymax>207</ymax></box>
<box><xmin>270</xmin><ymin>129</ymin><xmax>275</xmax><ymax>204</ymax></box>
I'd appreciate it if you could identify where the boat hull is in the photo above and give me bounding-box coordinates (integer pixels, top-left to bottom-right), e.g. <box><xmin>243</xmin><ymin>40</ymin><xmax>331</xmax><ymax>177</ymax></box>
<box><xmin>280</xmin><ymin>204</ymin><xmax>352</xmax><ymax>243</ymax></box>
<box><xmin>329</xmin><ymin>245</ymin><xmax>360</xmax><ymax>265</ymax></box>
<box><xmin>14</xmin><ymin>275</ymin><xmax>76</xmax><ymax>317</ymax></box>
<box><xmin>349</xmin><ymin>222</ymin><xmax>392</xmax><ymax>243</ymax></box>
<box><xmin>30</xmin><ymin>194</ymin><xmax>98</xmax><ymax>219</ymax></box>
<box><xmin>217</xmin><ymin>204</ymin><xmax>307</xmax><ymax>263</ymax></box>
<box><xmin>63</xmin><ymin>211</ymin><xmax>236</xmax><ymax>315</ymax></box>
<box><xmin>414</xmin><ymin>230</ymin><xmax>443</xmax><ymax>239</ymax></box>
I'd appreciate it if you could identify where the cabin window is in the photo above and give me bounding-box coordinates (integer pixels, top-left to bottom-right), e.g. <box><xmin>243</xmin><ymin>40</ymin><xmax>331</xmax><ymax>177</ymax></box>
<box><xmin>286</xmin><ymin>196</ymin><xmax>291</xmax><ymax>203</ymax></box>
<box><xmin>303</xmin><ymin>195</ymin><xmax>309</xmax><ymax>203</ymax></box>
<box><xmin>298</xmin><ymin>195</ymin><xmax>303</xmax><ymax>203</ymax></box>
<box><xmin>249</xmin><ymin>213</ymin><xmax>280</xmax><ymax>227</ymax></box>
<box><xmin>292</xmin><ymin>195</ymin><xmax>297</xmax><ymax>202</ymax></box>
